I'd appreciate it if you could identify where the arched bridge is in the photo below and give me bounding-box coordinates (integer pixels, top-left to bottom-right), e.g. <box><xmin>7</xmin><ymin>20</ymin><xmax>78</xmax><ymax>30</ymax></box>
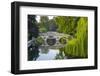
<box><xmin>28</xmin><ymin>32</ymin><xmax>73</xmax><ymax>49</ymax></box>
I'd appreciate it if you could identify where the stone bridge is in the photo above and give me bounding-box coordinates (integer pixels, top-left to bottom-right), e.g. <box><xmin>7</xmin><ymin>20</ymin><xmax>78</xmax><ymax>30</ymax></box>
<box><xmin>28</xmin><ymin>32</ymin><xmax>72</xmax><ymax>49</ymax></box>
<box><xmin>39</xmin><ymin>32</ymin><xmax>72</xmax><ymax>48</ymax></box>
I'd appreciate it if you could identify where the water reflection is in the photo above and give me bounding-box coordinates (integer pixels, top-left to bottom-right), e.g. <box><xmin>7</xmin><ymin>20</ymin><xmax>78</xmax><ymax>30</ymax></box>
<box><xmin>28</xmin><ymin>46</ymin><xmax>67</xmax><ymax>61</ymax></box>
<box><xmin>28</xmin><ymin>45</ymin><xmax>39</xmax><ymax>61</ymax></box>
<box><xmin>37</xmin><ymin>49</ymin><xmax>59</xmax><ymax>60</ymax></box>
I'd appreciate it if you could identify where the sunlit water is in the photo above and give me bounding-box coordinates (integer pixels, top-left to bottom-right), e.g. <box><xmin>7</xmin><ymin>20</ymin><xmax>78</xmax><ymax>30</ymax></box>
<box><xmin>28</xmin><ymin>46</ymin><xmax>67</xmax><ymax>61</ymax></box>
<box><xmin>36</xmin><ymin>49</ymin><xmax>59</xmax><ymax>60</ymax></box>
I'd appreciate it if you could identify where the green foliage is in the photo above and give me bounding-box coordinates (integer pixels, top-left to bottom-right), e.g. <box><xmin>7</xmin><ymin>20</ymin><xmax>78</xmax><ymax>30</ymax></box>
<box><xmin>39</xmin><ymin>16</ymin><xmax>49</xmax><ymax>32</ymax></box>
<box><xmin>39</xmin><ymin>27</ymin><xmax>47</xmax><ymax>33</ymax></box>
<box><xmin>54</xmin><ymin>16</ymin><xmax>67</xmax><ymax>33</ymax></box>
<box><xmin>64</xmin><ymin>38</ymin><xmax>81</xmax><ymax>57</ymax></box>
<box><xmin>48</xmin><ymin>19</ymin><xmax>57</xmax><ymax>31</ymax></box>
<box><xmin>54</xmin><ymin>16</ymin><xmax>79</xmax><ymax>36</ymax></box>
<box><xmin>35</xmin><ymin>36</ymin><xmax>44</xmax><ymax>46</ymax></box>
<box><xmin>55</xmin><ymin>51</ymin><xmax>65</xmax><ymax>59</ymax></box>
<box><xmin>76</xmin><ymin>17</ymin><xmax>88</xmax><ymax>57</ymax></box>
<box><xmin>28</xmin><ymin>15</ymin><xmax>39</xmax><ymax>40</ymax></box>
<box><xmin>59</xmin><ymin>37</ymin><xmax>67</xmax><ymax>44</ymax></box>
<box><xmin>38</xmin><ymin>17</ymin><xmax>57</xmax><ymax>32</ymax></box>
<box><xmin>57</xmin><ymin>17</ymin><xmax>88</xmax><ymax>58</ymax></box>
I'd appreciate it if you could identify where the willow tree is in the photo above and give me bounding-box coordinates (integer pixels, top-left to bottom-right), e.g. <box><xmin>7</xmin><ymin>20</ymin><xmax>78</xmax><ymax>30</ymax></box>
<box><xmin>76</xmin><ymin>17</ymin><xmax>88</xmax><ymax>57</ymax></box>
<box><xmin>54</xmin><ymin>16</ymin><xmax>88</xmax><ymax>58</ymax></box>
<box><xmin>64</xmin><ymin>17</ymin><xmax>88</xmax><ymax>58</ymax></box>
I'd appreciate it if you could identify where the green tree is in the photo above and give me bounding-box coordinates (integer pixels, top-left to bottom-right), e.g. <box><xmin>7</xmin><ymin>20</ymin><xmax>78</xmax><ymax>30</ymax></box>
<box><xmin>54</xmin><ymin>16</ymin><xmax>88</xmax><ymax>58</ymax></box>
<box><xmin>64</xmin><ymin>17</ymin><xmax>88</xmax><ymax>58</ymax></box>
<box><xmin>28</xmin><ymin>15</ymin><xmax>39</xmax><ymax>40</ymax></box>
<box><xmin>54</xmin><ymin>16</ymin><xmax>79</xmax><ymax>36</ymax></box>
<box><xmin>39</xmin><ymin>16</ymin><xmax>49</xmax><ymax>32</ymax></box>
<box><xmin>48</xmin><ymin>19</ymin><xmax>57</xmax><ymax>31</ymax></box>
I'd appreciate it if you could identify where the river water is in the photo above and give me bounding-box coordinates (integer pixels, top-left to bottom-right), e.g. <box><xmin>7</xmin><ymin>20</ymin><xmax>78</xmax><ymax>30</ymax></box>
<box><xmin>36</xmin><ymin>49</ymin><xmax>60</xmax><ymax>60</ymax></box>
<box><xmin>28</xmin><ymin>42</ymin><xmax>67</xmax><ymax>61</ymax></box>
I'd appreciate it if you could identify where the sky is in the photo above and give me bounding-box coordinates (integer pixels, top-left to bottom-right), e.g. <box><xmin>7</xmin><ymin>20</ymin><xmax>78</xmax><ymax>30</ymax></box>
<box><xmin>36</xmin><ymin>16</ymin><xmax>54</xmax><ymax>22</ymax></box>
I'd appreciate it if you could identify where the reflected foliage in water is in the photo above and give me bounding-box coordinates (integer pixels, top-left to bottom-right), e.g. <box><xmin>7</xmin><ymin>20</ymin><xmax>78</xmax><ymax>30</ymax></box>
<box><xmin>28</xmin><ymin>46</ymin><xmax>66</xmax><ymax>61</ymax></box>
<box><xmin>28</xmin><ymin>45</ymin><xmax>39</xmax><ymax>61</ymax></box>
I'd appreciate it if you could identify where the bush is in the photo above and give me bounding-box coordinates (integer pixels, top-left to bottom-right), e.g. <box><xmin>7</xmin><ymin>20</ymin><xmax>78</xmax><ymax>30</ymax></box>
<box><xmin>35</xmin><ymin>36</ymin><xmax>44</xmax><ymax>46</ymax></box>
<box><xmin>59</xmin><ymin>37</ymin><xmax>67</xmax><ymax>44</ymax></box>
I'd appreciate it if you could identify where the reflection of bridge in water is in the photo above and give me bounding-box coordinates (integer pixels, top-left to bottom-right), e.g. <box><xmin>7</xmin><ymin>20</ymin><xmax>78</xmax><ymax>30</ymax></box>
<box><xmin>28</xmin><ymin>32</ymin><xmax>73</xmax><ymax>49</ymax></box>
<box><xmin>39</xmin><ymin>32</ymin><xmax>72</xmax><ymax>49</ymax></box>
<box><xmin>28</xmin><ymin>32</ymin><xmax>73</xmax><ymax>61</ymax></box>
